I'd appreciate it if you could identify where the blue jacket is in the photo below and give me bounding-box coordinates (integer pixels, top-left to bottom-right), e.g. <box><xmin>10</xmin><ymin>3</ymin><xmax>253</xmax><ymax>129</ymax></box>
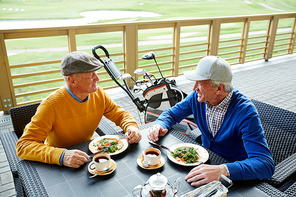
<box><xmin>155</xmin><ymin>88</ymin><xmax>275</xmax><ymax>180</ymax></box>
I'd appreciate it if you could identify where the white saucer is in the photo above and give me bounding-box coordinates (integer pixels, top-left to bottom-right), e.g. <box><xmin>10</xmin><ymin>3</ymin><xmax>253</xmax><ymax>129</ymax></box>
<box><xmin>88</xmin><ymin>159</ymin><xmax>116</xmax><ymax>176</ymax></box>
<box><xmin>137</xmin><ymin>155</ymin><xmax>165</xmax><ymax>170</ymax></box>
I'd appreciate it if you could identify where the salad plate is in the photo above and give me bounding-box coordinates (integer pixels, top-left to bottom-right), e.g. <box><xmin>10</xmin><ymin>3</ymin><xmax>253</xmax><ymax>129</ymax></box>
<box><xmin>167</xmin><ymin>143</ymin><xmax>209</xmax><ymax>166</ymax></box>
<box><xmin>89</xmin><ymin>135</ymin><xmax>129</xmax><ymax>156</ymax></box>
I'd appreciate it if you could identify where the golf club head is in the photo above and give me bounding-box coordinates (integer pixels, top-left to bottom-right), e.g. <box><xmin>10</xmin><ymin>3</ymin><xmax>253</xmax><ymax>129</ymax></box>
<box><xmin>134</xmin><ymin>68</ymin><xmax>146</xmax><ymax>75</ymax></box>
<box><xmin>142</xmin><ymin>51</ymin><xmax>155</xmax><ymax>60</ymax></box>
<box><xmin>119</xmin><ymin>73</ymin><xmax>132</xmax><ymax>80</ymax></box>
<box><xmin>147</xmin><ymin>72</ymin><xmax>157</xmax><ymax>80</ymax></box>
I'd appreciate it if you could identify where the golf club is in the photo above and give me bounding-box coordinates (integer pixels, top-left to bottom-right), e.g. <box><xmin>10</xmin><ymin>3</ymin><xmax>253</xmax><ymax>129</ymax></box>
<box><xmin>134</xmin><ymin>68</ymin><xmax>154</xmax><ymax>84</ymax></box>
<box><xmin>142</xmin><ymin>51</ymin><xmax>164</xmax><ymax>79</ymax></box>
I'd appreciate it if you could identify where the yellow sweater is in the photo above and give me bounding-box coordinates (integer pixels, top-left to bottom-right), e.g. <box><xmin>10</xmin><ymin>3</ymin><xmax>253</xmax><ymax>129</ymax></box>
<box><xmin>16</xmin><ymin>86</ymin><xmax>138</xmax><ymax>165</ymax></box>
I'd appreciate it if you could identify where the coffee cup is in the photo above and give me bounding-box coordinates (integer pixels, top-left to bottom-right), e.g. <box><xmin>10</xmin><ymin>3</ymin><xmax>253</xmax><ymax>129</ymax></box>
<box><xmin>93</xmin><ymin>153</ymin><xmax>110</xmax><ymax>171</ymax></box>
<box><xmin>143</xmin><ymin>148</ymin><xmax>161</xmax><ymax>166</ymax></box>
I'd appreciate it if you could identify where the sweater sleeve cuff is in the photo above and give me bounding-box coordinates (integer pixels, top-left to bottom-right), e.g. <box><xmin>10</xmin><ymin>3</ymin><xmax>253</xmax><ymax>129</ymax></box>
<box><xmin>155</xmin><ymin>120</ymin><xmax>168</xmax><ymax>130</ymax></box>
<box><xmin>225</xmin><ymin>162</ymin><xmax>241</xmax><ymax>180</ymax></box>
<box><xmin>222</xmin><ymin>164</ymin><xmax>230</xmax><ymax>177</ymax></box>
<box><xmin>124</xmin><ymin>123</ymin><xmax>139</xmax><ymax>133</ymax></box>
<box><xmin>59</xmin><ymin>150</ymin><xmax>66</xmax><ymax>166</ymax></box>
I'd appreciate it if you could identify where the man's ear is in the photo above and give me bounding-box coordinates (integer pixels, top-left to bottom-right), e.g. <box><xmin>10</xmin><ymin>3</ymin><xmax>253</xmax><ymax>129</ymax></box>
<box><xmin>67</xmin><ymin>75</ymin><xmax>76</xmax><ymax>86</ymax></box>
<box><xmin>217</xmin><ymin>83</ymin><xmax>225</xmax><ymax>93</ymax></box>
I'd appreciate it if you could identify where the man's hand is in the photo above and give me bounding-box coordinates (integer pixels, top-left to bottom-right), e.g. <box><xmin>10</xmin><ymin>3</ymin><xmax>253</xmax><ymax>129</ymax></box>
<box><xmin>126</xmin><ymin>126</ymin><xmax>142</xmax><ymax>144</ymax></box>
<box><xmin>62</xmin><ymin>150</ymin><xmax>89</xmax><ymax>168</ymax></box>
<box><xmin>147</xmin><ymin>125</ymin><xmax>168</xmax><ymax>142</ymax></box>
<box><xmin>185</xmin><ymin>164</ymin><xmax>229</xmax><ymax>186</ymax></box>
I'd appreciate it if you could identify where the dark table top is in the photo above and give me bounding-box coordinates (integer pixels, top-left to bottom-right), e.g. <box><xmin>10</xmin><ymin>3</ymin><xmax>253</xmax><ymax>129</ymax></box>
<box><xmin>13</xmin><ymin>123</ymin><xmax>270</xmax><ymax>197</ymax></box>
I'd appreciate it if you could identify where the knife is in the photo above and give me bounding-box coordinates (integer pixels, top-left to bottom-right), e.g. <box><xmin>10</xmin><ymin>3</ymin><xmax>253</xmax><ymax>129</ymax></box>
<box><xmin>149</xmin><ymin>141</ymin><xmax>171</xmax><ymax>152</ymax></box>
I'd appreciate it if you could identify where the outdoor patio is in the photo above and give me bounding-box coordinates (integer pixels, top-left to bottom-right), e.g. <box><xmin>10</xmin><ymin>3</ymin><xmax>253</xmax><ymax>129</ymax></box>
<box><xmin>0</xmin><ymin>53</ymin><xmax>296</xmax><ymax>196</ymax></box>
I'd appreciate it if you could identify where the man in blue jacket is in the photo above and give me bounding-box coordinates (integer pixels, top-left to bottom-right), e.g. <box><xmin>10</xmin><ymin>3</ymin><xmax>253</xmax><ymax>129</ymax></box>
<box><xmin>147</xmin><ymin>56</ymin><xmax>275</xmax><ymax>186</ymax></box>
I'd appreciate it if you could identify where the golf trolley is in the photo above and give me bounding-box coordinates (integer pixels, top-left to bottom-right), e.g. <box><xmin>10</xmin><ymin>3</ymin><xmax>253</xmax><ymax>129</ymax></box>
<box><xmin>92</xmin><ymin>45</ymin><xmax>196</xmax><ymax>129</ymax></box>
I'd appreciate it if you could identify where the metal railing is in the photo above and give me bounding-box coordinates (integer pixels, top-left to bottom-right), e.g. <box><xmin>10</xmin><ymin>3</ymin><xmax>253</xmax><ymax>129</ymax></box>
<box><xmin>0</xmin><ymin>12</ymin><xmax>295</xmax><ymax>110</ymax></box>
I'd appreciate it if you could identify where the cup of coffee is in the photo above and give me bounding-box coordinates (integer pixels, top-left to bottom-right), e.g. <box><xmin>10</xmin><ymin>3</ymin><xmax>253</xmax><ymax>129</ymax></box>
<box><xmin>93</xmin><ymin>153</ymin><xmax>110</xmax><ymax>171</ymax></box>
<box><xmin>143</xmin><ymin>148</ymin><xmax>161</xmax><ymax>165</ymax></box>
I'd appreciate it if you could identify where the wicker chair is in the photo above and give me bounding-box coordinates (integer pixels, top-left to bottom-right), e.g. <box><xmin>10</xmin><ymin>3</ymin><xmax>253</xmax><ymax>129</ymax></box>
<box><xmin>0</xmin><ymin>103</ymin><xmax>41</xmax><ymax>197</ymax></box>
<box><xmin>0</xmin><ymin>103</ymin><xmax>41</xmax><ymax>173</ymax></box>
<box><xmin>10</xmin><ymin>102</ymin><xmax>41</xmax><ymax>139</ymax></box>
<box><xmin>251</xmin><ymin>99</ymin><xmax>296</xmax><ymax>196</ymax></box>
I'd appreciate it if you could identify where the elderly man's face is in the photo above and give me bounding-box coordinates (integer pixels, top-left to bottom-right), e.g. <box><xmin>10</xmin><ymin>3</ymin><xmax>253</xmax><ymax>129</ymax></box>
<box><xmin>73</xmin><ymin>71</ymin><xmax>100</xmax><ymax>94</ymax></box>
<box><xmin>193</xmin><ymin>80</ymin><xmax>218</xmax><ymax>104</ymax></box>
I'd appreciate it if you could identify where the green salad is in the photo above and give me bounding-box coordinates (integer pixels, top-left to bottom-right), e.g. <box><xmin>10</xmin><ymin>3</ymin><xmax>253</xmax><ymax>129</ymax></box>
<box><xmin>170</xmin><ymin>147</ymin><xmax>200</xmax><ymax>164</ymax></box>
<box><xmin>93</xmin><ymin>138</ymin><xmax>122</xmax><ymax>153</ymax></box>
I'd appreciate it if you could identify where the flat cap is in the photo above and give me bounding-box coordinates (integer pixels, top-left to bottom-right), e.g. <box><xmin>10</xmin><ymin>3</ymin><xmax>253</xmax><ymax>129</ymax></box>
<box><xmin>61</xmin><ymin>51</ymin><xmax>103</xmax><ymax>76</ymax></box>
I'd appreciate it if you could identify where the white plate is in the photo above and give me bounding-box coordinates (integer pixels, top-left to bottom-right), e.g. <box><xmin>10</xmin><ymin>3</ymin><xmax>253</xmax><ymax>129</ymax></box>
<box><xmin>89</xmin><ymin>135</ymin><xmax>128</xmax><ymax>156</ymax></box>
<box><xmin>167</xmin><ymin>143</ymin><xmax>209</xmax><ymax>166</ymax></box>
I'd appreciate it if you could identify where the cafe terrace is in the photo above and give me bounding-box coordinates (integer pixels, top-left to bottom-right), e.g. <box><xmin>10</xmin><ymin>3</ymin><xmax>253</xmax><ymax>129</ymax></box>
<box><xmin>0</xmin><ymin>12</ymin><xmax>296</xmax><ymax>196</ymax></box>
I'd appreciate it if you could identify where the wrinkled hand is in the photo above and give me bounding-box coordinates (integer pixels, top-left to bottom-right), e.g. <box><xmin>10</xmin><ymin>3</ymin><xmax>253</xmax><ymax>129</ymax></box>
<box><xmin>147</xmin><ymin>125</ymin><xmax>168</xmax><ymax>142</ymax></box>
<box><xmin>185</xmin><ymin>164</ymin><xmax>229</xmax><ymax>186</ymax></box>
<box><xmin>62</xmin><ymin>149</ymin><xmax>89</xmax><ymax>168</ymax></box>
<box><xmin>126</xmin><ymin>126</ymin><xmax>142</xmax><ymax>144</ymax></box>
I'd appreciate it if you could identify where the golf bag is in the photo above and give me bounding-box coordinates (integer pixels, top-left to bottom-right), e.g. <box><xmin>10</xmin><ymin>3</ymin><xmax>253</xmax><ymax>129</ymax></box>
<box><xmin>92</xmin><ymin>45</ymin><xmax>196</xmax><ymax>130</ymax></box>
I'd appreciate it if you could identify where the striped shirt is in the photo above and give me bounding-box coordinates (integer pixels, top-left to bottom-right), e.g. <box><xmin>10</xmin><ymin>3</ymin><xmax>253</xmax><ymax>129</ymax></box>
<box><xmin>206</xmin><ymin>91</ymin><xmax>233</xmax><ymax>137</ymax></box>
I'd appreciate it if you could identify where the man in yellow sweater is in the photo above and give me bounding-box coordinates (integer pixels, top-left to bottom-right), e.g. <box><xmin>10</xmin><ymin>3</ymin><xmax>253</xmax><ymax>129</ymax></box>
<box><xmin>16</xmin><ymin>51</ymin><xmax>141</xmax><ymax>168</ymax></box>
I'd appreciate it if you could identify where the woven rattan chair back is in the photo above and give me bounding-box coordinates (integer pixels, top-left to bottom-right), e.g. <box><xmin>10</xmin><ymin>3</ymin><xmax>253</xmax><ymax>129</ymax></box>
<box><xmin>9</xmin><ymin>102</ymin><xmax>40</xmax><ymax>138</ymax></box>
<box><xmin>251</xmin><ymin>99</ymin><xmax>296</xmax><ymax>165</ymax></box>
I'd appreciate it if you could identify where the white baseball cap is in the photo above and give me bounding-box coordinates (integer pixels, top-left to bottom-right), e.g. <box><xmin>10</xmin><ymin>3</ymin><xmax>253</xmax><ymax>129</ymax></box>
<box><xmin>183</xmin><ymin>56</ymin><xmax>232</xmax><ymax>83</ymax></box>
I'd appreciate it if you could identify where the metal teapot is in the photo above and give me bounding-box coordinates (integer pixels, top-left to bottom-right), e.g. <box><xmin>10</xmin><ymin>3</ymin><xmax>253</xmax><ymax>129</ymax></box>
<box><xmin>132</xmin><ymin>173</ymin><xmax>181</xmax><ymax>197</ymax></box>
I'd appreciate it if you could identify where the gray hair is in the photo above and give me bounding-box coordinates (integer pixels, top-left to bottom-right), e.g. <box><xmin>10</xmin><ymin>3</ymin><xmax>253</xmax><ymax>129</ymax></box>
<box><xmin>209</xmin><ymin>80</ymin><xmax>233</xmax><ymax>93</ymax></box>
<box><xmin>63</xmin><ymin>73</ymin><xmax>81</xmax><ymax>83</ymax></box>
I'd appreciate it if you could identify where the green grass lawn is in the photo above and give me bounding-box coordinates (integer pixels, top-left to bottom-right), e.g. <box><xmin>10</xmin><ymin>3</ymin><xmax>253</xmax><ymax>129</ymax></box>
<box><xmin>2</xmin><ymin>0</ymin><xmax>295</xmax><ymax>50</ymax></box>
<box><xmin>1</xmin><ymin>0</ymin><xmax>296</xmax><ymax>20</ymax></box>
